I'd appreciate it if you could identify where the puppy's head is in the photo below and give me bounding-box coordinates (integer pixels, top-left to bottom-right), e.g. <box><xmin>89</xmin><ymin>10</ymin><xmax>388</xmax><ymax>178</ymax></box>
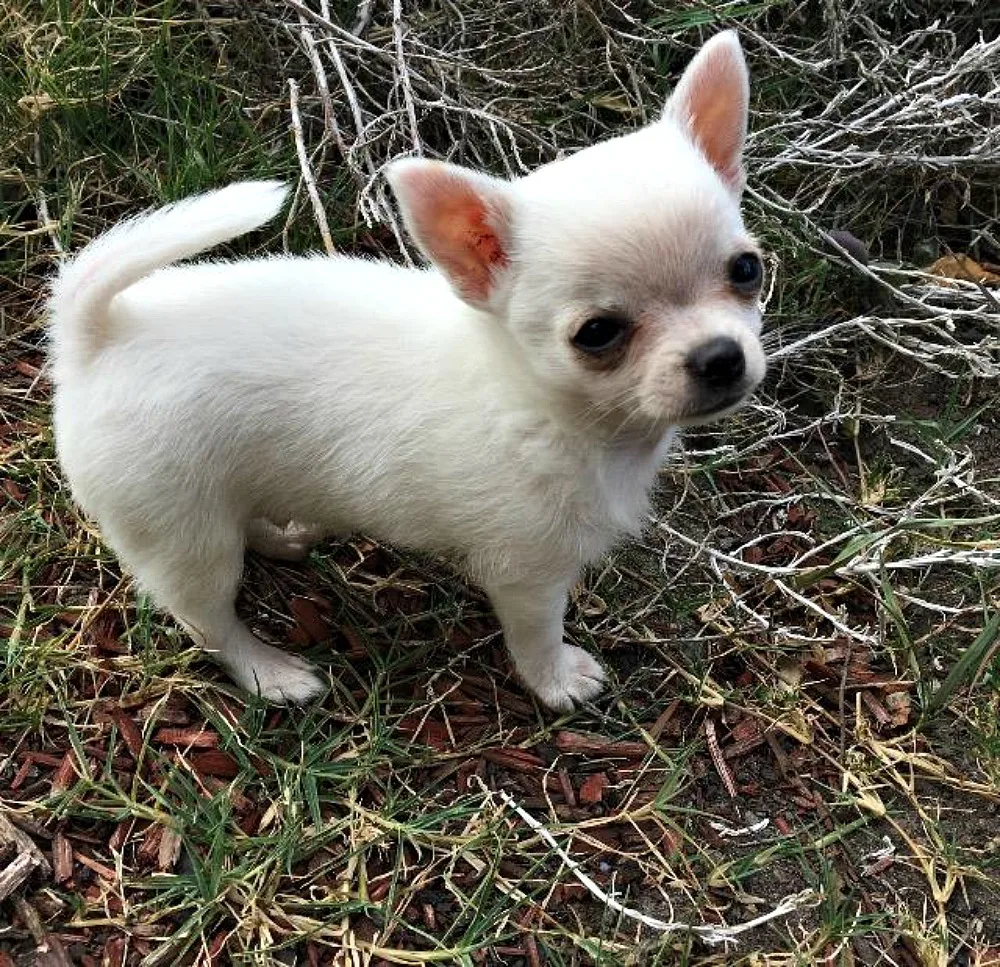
<box><xmin>388</xmin><ymin>31</ymin><xmax>765</xmax><ymax>437</ymax></box>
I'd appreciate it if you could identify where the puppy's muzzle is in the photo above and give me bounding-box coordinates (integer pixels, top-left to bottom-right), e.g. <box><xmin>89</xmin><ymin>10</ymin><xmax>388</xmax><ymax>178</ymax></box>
<box><xmin>685</xmin><ymin>336</ymin><xmax>756</xmax><ymax>418</ymax></box>
<box><xmin>686</xmin><ymin>336</ymin><xmax>745</xmax><ymax>389</ymax></box>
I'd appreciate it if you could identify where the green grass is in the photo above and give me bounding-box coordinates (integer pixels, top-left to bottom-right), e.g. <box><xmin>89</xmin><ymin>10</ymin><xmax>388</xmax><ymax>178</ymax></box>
<box><xmin>2</xmin><ymin>1</ymin><xmax>1000</xmax><ymax>965</ymax></box>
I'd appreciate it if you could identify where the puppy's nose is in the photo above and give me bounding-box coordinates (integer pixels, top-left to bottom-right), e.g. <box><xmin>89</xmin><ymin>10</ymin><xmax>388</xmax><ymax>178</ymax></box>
<box><xmin>686</xmin><ymin>337</ymin><xmax>745</xmax><ymax>388</ymax></box>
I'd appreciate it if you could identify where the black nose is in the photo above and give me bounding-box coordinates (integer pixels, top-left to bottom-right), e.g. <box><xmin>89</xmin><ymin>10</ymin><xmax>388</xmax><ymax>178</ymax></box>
<box><xmin>686</xmin><ymin>337</ymin><xmax>745</xmax><ymax>389</ymax></box>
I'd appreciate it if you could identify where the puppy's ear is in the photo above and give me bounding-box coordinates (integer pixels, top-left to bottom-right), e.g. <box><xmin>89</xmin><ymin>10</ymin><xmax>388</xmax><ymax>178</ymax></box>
<box><xmin>386</xmin><ymin>159</ymin><xmax>513</xmax><ymax>308</ymax></box>
<box><xmin>663</xmin><ymin>31</ymin><xmax>749</xmax><ymax>195</ymax></box>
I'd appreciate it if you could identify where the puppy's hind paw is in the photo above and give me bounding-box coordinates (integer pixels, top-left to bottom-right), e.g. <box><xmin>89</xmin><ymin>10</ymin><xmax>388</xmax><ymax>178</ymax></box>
<box><xmin>522</xmin><ymin>644</ymin><xmax>607</xmax><ymax>713</ymax></box>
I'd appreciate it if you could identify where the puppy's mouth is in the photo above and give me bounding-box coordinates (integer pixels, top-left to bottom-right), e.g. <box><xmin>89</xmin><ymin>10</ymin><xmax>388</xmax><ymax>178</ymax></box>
<box><xmin>677</xmin><ymin>385</ymin><xmax>755</xmax><ymax>426</ymax></box>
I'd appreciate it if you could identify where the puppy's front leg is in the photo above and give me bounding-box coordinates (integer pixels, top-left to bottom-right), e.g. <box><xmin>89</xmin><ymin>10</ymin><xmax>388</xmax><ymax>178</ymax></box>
<box><xmin>485</xmin><ymin>578</ymin><xmax>607</xmax><ymax>711</ymax></box>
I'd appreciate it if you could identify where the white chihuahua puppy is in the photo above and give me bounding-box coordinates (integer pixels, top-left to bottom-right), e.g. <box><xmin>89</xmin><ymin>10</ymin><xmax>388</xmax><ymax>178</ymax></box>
<box><xmin>48</xmin><ymin>32</ymin><xmax>765</xmax><ymax>710</ymax></box>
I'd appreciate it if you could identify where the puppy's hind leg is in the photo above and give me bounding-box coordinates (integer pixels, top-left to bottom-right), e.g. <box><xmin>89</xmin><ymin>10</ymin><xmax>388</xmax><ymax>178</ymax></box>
<box><xmin>109</xmin><ymin>517</ymin><xmax>326</xmax><ymax>704</ymax></box>
<box><xmin>247</xmin><ymin>518</ymin><xmax>325</xmax><ymax>562</ymax></box>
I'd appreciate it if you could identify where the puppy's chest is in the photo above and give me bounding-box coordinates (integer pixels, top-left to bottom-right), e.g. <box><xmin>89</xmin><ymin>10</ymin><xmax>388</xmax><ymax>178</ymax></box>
<box><xmin>538</xmin><ymin>439</ymin><xmax>665</xmax><ymax>562</ymax></box>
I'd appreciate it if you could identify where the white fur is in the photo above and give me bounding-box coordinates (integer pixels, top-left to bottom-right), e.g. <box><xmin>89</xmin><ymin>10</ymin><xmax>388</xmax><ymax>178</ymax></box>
<box><xmin>48</xmin><ymin>32</ymin><xmax>765</xmax><ymax>710</ymax></box>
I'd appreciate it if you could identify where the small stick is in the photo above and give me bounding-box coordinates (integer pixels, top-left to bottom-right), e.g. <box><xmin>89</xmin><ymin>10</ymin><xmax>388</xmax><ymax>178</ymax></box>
<box><xmin>705</xmin><ymin>717</ymin><xmax>738</xmax><ymax>799</ymax></box>
<box><xmin>34</xmin><ymin>133</ymin><xmax>63</xmax><ymax>255</ymax></box>
<box><xmin>288</xmin><ymin>78</ymin><xmax>336</xmax><ymax>256</ymax></box>
<box><xmin>481</xmin><ymin>779</ymin><xmax>818</xmax><ymax>946</ymax></box>
<box><xmin>352</xmin><ymin>0</ymin><xmax>374</xmax><ymax>36</ymax></box>
<box><xmin>391</xmin><ymin>0</ymin><xmax>422</xmax><ymax>154</ymax></box>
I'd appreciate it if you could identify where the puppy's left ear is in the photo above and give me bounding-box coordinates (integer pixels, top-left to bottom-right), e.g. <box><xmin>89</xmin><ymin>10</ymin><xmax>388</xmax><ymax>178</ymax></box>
<box><xmin>386</xmin><ymin>159</ymin><xmax>514</xmax><ymax>310</ymax></box>
<box><xmin>663</xmin><ymin>31</ymin><xmax>749</xmax><ymax>195</ymax></box>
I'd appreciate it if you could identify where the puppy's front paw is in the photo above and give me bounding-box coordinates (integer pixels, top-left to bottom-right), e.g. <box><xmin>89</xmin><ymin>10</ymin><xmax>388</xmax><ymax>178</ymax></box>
<box><xmin>225</xmin><ymin>640</ymin><xmax>326</xmax><ymax>704</ymax></box>
<box><xmin>254</xmin><ymin>653</ymin><xmax>326</xmax><ymax>704</ymax></box>
<box><xmin>521</xmin><ymin>644</ymin><xmax>607</xmax><ymax>712</ymax></box>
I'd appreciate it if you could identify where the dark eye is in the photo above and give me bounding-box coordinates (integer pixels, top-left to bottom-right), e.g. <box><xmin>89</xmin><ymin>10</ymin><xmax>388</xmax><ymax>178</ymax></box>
<box><xmin>728</xmin><ymin>252</ymin><xmax>763</xmax><ymax>291</ymax></box>
<box><xmin>572</xmin><ymin>315</ymin><xmax>629</xmax><ymax>354</ymax></box>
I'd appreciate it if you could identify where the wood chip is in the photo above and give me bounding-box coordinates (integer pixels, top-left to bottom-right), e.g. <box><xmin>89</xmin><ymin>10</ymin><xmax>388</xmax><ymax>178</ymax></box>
<box><xmin>0</xmin><ymin>853</ymin><xmax>37</xmax><ymax>902</ymax></box>
<box><xmin>35</xmin><ymin>934</ymin><xmax>74</xmax><ymax>967</ymax></box>
<box><xmin>136</xmin><ymin>826</ymin><xmax>162</xmax><ymax>869</ymax></box>
<box><xmin>153</xmin><ymin>727</ymin><xmax>220</xmax><ymax>748</ymax></box>
<box><xmin>111</xmin><ymin>707</ymin><xmax>144</xmax><ymax>759</ymax></box>
<box><xmin>0</xmin><ymin>811</ymin><xmax>51</xmax><ymax>901</ymax></box>
<box><xmin>481</xmin><ymin>747</ymin><xmax>544</xmax><ymax>770</ymax></box>
<box><xmin>290</xmin><ymin>596</ymin><xmax>329</xmax><ymax>643</ymax></box>
<box><xmin>189</xmin><ymin>751</ymin><xmax>240</xmax><ymax>778</ymax></box>
<box><xmin>102</xmin><ymin>937</ymin><xmax>126</xmax><ymax>967</ymax></box>
<box><xmin>578</xmin><ymin>772</ymin><xmax>609</xmax><ymax>805</ymax></box>
<box><xmin>647</xmin><ymin>700</ymin><xmax>680</xmax><ymax>741</ymax></box>
<box><xmin>525</xmin><ymin>934</ymin><xmax>543</xmax><ymax>967</ymax></box>
<box><xmin>557</xmin><ymin>768</ymin><xmax>576</xmax><ymax>807</ymax></box>
<box><xmin>138</xmin><ymin>701</ymin><xmax>190</xmax><ymax>726</ymax></box>
<box><xmin>0</xmin><ymin>812</ymin><xmax>50</xmax><ymax>870</ymax></box>
<box><xmin>1</xmin><ymin>478</ymin><xmax>25</xmax><ymax>502</ymax></box>
<box><xmin>554</xmin><ymin>731</ymin><xmax>647</xmax><ymax>759</ymax></box>
<box><xmin>13</xmin><ymin>898</ymin><xmax>73</xmax><ymax>967</ymax></box>
<box><xmin>861</xmin><ymin>690</ymin><xmax>893</xmax><ymax>728</ymax></box>
<box><xmin>10</xmin><ymin>756</ymin><xmax>34</xmax><ymax>791</ymax></box>
<box><xmin>206</xmin><ymin>931</ymin><xmax>228</xmax><ymax>965</ymax></box>
<box><xmin>421</xmin><ymin>902</ymin><xmax>436</xmax><ymax>931</ymax></box>
<box><xmin>52</xmin><ymin>832</ymin><xmax>74</xmax><ymax>884</ymax></box>
<box><xmin>13</xmin><ymin>359</ymin><xmax>42</xmax><ymax>380</ymax></box>
<box><xmin>341</xmin><ymin>625</ymin><xmax>367</xmax><ymax>658</ymax></box>
<box><xmin>884</xmin><ymin>690</ymin><xmax>912</xmax><ymax>727</ymax></box>
<box><xmin>50</xmin><ymin>751</ymin><xmax>78</xmax><ymax>794</ymax></box>
<box><xmin>74</xmin><ymin>852</ymin><xmax>117</xmax><ymax>883</ymax></box>
<box><xmin>398</xmin><ymin>717</ymin><xmax>452</xmax><ymax>752</ymax></box>
<box><xmin>158</xmin><ymin>828</ymin><xmax>183</xmax><ymax>871</ymax></box>
<box><xmin>108</xmin><ymin>820</ymin><xmax>134</xmax><ymax>853</ymax></box>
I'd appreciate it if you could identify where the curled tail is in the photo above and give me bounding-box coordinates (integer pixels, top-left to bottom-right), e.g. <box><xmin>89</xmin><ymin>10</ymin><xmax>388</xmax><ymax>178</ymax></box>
<box><xmin>48</xmin><ymin>180</ymin><xmax>289</xmax><ymax>364</ymax></box>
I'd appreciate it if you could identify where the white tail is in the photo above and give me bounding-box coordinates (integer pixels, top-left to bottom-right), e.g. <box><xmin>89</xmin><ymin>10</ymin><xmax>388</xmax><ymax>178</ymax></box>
<box><xmin>48</xmin><ymin>181</ymin><xmax>289</xmax><ymax>363</ymax></box>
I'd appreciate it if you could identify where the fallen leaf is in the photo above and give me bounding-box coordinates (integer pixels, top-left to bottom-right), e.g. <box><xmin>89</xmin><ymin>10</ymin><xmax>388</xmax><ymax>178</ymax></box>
<box><xmin>18</xmin><ymin>92</ymin><xmax>57</xmax><ymax>117</ymax></box>
<box><xmin>925</xmin><ymin>253</ymin><xmax>1000</xmax><ymax>287</ymax></box>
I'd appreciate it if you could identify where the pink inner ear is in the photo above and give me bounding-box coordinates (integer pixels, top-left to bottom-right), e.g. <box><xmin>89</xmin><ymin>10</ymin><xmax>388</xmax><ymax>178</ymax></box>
<box><xmin>669</xmin><ymin>34</ymin><xmax>749</xmax><ymax>192</ymax></box>
<box><xmin>684</xmin><ymin>83</ymin><xmax>746</xmax><ymax>189</ymax></box>
<box><xmin>398</xmin><ymin>166</ymin><xmax>509</xmax><ymax>303</ymax></box>
<box><xmin>458</xmin><ymin>203</ymin><xmax>509</xmax><ymax>300</ymax></box>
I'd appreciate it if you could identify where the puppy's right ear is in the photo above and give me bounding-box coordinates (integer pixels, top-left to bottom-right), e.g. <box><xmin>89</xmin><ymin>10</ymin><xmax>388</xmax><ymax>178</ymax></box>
<box><xmin>386</xmin><ymin>159</ymin><xmax>514</xmax><ymax>310</ymax></box>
